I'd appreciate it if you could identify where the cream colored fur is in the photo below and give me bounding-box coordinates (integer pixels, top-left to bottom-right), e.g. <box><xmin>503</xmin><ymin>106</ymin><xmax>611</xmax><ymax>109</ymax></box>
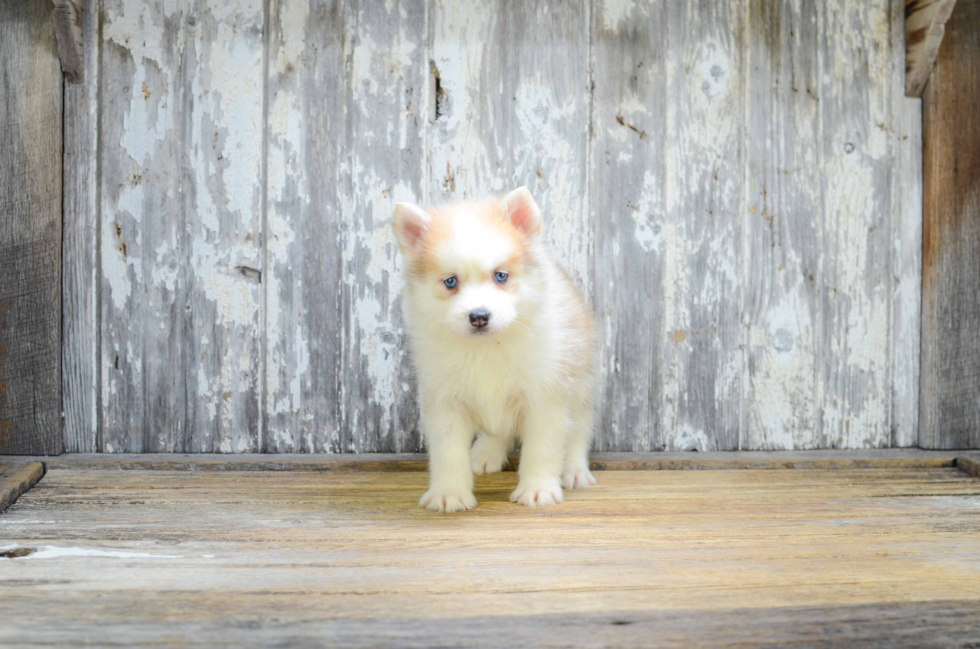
<box><xmin>393</xmin><ymin>187</ymin><xmax>597</xmax><ymax>512</ymax></box>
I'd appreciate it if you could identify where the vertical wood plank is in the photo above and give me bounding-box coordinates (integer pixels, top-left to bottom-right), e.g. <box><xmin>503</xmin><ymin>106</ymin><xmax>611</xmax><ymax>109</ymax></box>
<box><xmin>661</xmin><ymin>0</ymin><xmax>744</xmax><ymax>451</ymax></box>
<box><xmin>427</xmin><ymin>0</ymin><xmax>592</xmax><ymax>288</ymax></box>
<box><xmin>742</xmin><ymin>0</ymin><xmax>821</xmax><ymax>449</ymax></box>
<box><xmin>920</xmin><ymin>0</ymin><xmax>980</xmax><ymax>449</ymax></box>
<box><xmin>817</xmin><ymin>0</ymin><xmax>894</xmax><ymax>448</ymax></box>
<box><xmin>591</xmin><ymin>0</ymin><xmax>666</xmax><ymax>451</ymax></box>
<box><xmin>101</xmin><ymin>0</ymin><xmax>264</xmax><ymax>452</ymax></box>
<box><xmin>264</xmin><ymin>0</ymin><xmax>346</xmax><ymax>452</ymax></box>
<box><xmin>0</xmin><ymin>0</ymin><xmax>65</xmax><ymax>455</ymax></box>
<box><xmin>63</xmin><ymin>0</ymin><xmax>101</xmax><ymax>453</ymax></box>
<box><xmin>890</xmin><ymin>0</ymin><xmax>922</xmax><ymax>447</ymax></box>
<box><xmin>341</xmin><ymin>0</ymin><xmax>427</xmax><ymax>452</ymax></box>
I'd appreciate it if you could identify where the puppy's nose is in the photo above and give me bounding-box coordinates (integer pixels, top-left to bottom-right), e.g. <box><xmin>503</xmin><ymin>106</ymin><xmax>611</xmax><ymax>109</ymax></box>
<box><xmin>468</xmin><ymin>309</ymin><xmax>490</xmax><ymax>329</ymax></box>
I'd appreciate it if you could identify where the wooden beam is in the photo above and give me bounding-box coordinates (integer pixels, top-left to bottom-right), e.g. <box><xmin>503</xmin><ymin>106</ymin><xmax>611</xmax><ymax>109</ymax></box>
<box><xmin>0</xmin><ymin>463</ymin><xmax>44</xmax><ymax>513</ymax></box>
<box><xmin>0</xmin><ymin>0</ymin><xmax>65</xmax><ymax>456</ymax></box>
<box><xmin>51</xmin><ymin>0</ymin><xmax>84</xmax><ymax>84</ymax></box>
<box><xmin>920</xmin><ymin>0</ymin><xmax>980</xmax><ymax>449</ymax></box>
<box><xmin>906</xmin><ymin>0</ymin><xmax>958</xmax><ymax>97</ymax></box>
<box><xmin>0</xmin><ymin>449</ymin><xmax>972</xmax><ymax>472</ymax></box>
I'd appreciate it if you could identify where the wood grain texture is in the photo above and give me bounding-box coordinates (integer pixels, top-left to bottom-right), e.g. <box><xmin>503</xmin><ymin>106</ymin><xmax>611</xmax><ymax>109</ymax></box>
<box><xmin>662</xmin><ymin>0</ymin><xmax>744</xmax><ymax>451</ymax></box>
<box><xmin>263</xmin><ymin>0</ymin><xmax>346</xmax><ymax>453</ymax></box>
<box><xmin>0</xmin><ymin>0</ymin><xmax>64</xmax><ymax>456</ymax></box>
<box><xmin>99</xmin><ymin>0</ymin><xmax>264</xmax><ymax>452</ymax></box>
<box><xmin>890</xmin><ymin>0</ymin><xmax>923</xmax><ymax>448</ymax></box>
<box><xmin>1</xmin><ymin>467</ymin><xmax>980</xmax><ymax>646</ymax></box>
<box><xmin>958</xmin><ymin>456</ymin><xmax>980</xmax><ymax>479</ymax></box>
<box><xmin>905</xmin><ymin>0</ymin><xmax>957</xmax><ymax>97</ymax></box>
<box><xmin>591</xmin><ymin>0</ymin><xmax>666</xmax><ymax>451</ymax></box>
<box><xmin>0</xmin><ymin>463</ymin><xmax>44</xmax><ymax>513</ymax></box>
<box><xmin>341</xmin><ymin>0</ymin><xmax>427</xmax><ymax>452</ymax></box>
<box><xmin>817</xmin><ymin>0</ymin><xmax>895</xmax><ymax>448</ymax></box>
<box><xmin>60</xmin><ymin>0</ymin><xmax>927</xmax><ymax>453</ymax></box>
<box><xmin>920</xmin><ymin>0</ymin><xmax>980</xmax><ymax>450</ymax></box>
<box><xmin>52</xmin><ymin>0</ymin><xmax>85</xmax><ymax>84</ymax></box>
<box><xmin>743</xmin><ymin>0</ymin><xmax>821</xmax><ymax>449</ymax></box>
<box><xmin>63</xmin><ymin>0</ymin><xmax>100</xmax><ymax>453</ymax></box>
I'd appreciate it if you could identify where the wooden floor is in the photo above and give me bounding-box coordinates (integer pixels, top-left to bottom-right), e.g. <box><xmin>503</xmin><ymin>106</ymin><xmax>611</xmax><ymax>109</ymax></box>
<box><xmin>2</xmin><ymin>464</ymin><xmax>980</xmax><ymax>647</ymax></box>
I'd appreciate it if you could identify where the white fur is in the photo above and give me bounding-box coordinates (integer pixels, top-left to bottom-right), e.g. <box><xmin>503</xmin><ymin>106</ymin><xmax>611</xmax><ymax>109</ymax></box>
<box><xmin>394</xmin><ymin>189</ymin><xmax>597</xmax><ymax>512</ymax></box>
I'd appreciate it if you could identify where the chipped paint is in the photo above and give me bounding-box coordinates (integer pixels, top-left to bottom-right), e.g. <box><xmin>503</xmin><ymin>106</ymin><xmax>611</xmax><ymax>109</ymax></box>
<box><xmin>88</xmin><ymin>0</ymin><xmax>919</xmax><ymax>454</ymax></box>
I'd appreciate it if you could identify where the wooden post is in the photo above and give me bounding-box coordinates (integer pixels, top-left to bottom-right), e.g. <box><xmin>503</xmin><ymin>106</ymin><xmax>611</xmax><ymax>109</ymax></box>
<box><xmin>0</xmin><ymin>0</ymin><xmax>65</xmax><ymax>455</ymax></box>
<box><xmin>920</xmin><ymin>0</ymin><xmax>980</xmax><ymax>449</ymax></box>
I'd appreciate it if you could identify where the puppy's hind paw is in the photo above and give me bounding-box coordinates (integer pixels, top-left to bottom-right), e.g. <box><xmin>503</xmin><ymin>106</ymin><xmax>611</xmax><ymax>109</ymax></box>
<box><xmin>510</xmin><ymin>479</ymin><xmax>564</xmax><ymax>507</ymax></box>
<box><xmin>470</xmin><ymin>437</ymin><xmax>509</xmax><ymax>475</ymax></box>
<box><xmin>419</xmin><ymin>488</ymin><xmax>477</xmax><ymax>513</ymax></box>
<box><xmin>562</xmin><ymin>467</ymin><xmax>597</xmax><ymax>490</ymax></box>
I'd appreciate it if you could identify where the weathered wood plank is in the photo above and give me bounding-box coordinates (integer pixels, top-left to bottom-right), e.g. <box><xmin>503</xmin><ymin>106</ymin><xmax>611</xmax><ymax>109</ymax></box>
<box><xmin>180</xmin><ymin>0</ymin><xmax>264</xmax><ymax>452</ymax></box>
<box><xmin>661</xmin><ymin>0</ymin><xmax>744</xmax><ymax>451</ymax></box>
<box><xmin>591</xmin><ymin>0</ymin><xmax>666</xmax><ymax>452</ymax></box>
<box><xmin>100</xmin><ymin>0</ymin><xmax>265</xmax><ymax>452</ymax></box>
<box><xmin>5</xmin><ymin>449</ymin><xmax>967</xmax><ymax>472</ymax></box>
<box><xmin>52</xmin><ymin>0</ymin><xmax>85</xmax><ymax>84</ymax></box>
<box><xmin>340</xmin><ymin>0</ymin><xmax>427</xmax><ymax>452</ymax></box>
<box><xmin>63</xmin><ymin>0</ymin><xmax>100</xmax><ymax>453</ymax></box>
<box><xmin>0</xmin><ymin>0</ymin><xmax>64</xmax><ymax>456</ymax></box>
<box><xmin>0</xmin><ymin>463</ymin><xmax>44</xmax><ymax>513</ymax></box>
<box><xmin>890</xmin><ymin>0</ymin><xmax>923</xmax><ymax>447</ymax></box>
<box><xmin>958</xmin><ymin>456</ymin><xmax>980</xmax><ymax>479</ymax></box>
<box><xmin>427</xmin><ymin>0</ymin><xmax>592</xmax><ymax>289</ymax></box>
<box><xmin>1</xmin><ymin>468</ymin><xmax>980</xmax><ymax>646</ymax></box>
<box><xmin>817</xmin><ymin>0</ymin><xmax>895</xmax><ymax>448</ymax></box>
<box><xmin>263</xmin><ymin>0</ymin><xmax>346</xmax><ymax>452</ymax></box>
<box><xmin>743</xmin><ymin>0</ymin><xmax>821</xmax><ymax>449</ymax></box>
<box><xmin>920</xmin><ymin>0</ymin><xmax>980</xmax><ymax>450</ymax></box>
<box><xmin>905</xmin><ymin>0</ymin><xmax>957</xmax><ymax>97</ymax></box>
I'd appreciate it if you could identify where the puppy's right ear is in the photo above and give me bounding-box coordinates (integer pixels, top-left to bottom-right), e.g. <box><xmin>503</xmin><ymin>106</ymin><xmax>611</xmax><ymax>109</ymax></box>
<box><xmin>392</xmin><ymin>203</ymin><xmax>431</xmax><ymax>255</ymax></box>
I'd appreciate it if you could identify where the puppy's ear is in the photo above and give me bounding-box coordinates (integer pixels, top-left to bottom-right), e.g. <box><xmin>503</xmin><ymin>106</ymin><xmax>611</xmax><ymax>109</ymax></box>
<box><xmin>392</xmin><ymin>202</ymin><xmax>431</xmax><ymax>255</ymax></box>
<box><xmin>501</xmin><ymin>186</ymin><xmax>542</xmax><ymax>238</ymax></box>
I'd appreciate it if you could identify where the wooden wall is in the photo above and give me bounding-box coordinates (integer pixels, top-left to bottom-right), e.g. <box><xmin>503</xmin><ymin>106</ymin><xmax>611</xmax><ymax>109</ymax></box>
<box><xmin>62</xmin><ymin>0</ymin><xmax>925</xmax><ymax>453</ymax></box>
<box><xmin>919</xmin><ymin>0</ymin><xmax>980</xmax><ymax>449</ymax></box>
<box><xmin>0</xmin><ymin>0</ymin><xmax>65</xmax><ymax>455</ymax></box>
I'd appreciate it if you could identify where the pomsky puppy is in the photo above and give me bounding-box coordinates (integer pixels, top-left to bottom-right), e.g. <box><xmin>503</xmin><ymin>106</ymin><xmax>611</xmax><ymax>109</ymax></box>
<box><xmin>392</xmin><ymin>187</ymin><xmax>597</xmax><ymax>512</ymax></box>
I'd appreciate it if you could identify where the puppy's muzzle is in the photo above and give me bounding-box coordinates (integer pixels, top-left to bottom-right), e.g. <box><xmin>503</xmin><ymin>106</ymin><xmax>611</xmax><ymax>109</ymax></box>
<box><xmin>468</xmin><ymin>309</ymin><xmax>490</xmax><ymax>330</ymax></box>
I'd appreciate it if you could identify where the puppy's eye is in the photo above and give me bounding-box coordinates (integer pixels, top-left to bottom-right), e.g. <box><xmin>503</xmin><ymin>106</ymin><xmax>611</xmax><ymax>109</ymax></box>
<box><xmin>443</xmin><ymin>276</ymin><xmax>458</xmax><ymax>289</ymax></box>
<box><xmin>494</xmin><ymin>271</ymin><xmax>509</xmax><ymax>284</ymax></box>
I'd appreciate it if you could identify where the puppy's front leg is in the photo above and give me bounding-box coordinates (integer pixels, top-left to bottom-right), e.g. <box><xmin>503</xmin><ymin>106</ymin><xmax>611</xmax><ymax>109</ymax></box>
<box><xmin>419</xmin><ymin>404</ymin><xmax>477</xmax><ymax>513</ymax></box>
<box><xmin>511</xmin><ymin>401</ymin><xmax>568</xmax><ymax>507</ymax></box>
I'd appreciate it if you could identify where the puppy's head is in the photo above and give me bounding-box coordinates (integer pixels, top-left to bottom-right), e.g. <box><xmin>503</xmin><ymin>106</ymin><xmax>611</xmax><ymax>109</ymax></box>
<box><xmin>393</xmin><ymin>187</ymin><xmax>543</xmax><ymax>338</ymax></box>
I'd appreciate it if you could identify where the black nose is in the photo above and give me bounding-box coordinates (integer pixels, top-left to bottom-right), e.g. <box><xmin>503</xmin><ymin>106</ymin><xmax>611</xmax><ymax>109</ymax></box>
<box><xmin>468</xmin><ymin>309</ymin><xmax>490</xmax><ymax>328</ymax></box>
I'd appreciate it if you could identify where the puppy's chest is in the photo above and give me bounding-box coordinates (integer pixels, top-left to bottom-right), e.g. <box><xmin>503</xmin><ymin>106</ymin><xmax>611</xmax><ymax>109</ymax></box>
<box><xmin>441</xmin><ymin>347</ymin><xmax>533</xmax><ymax>434</ymax></box>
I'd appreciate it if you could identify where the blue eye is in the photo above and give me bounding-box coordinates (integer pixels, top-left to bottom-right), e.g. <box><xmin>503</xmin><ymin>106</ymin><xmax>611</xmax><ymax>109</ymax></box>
<box><xmin>494</xmin><ymin>271</ymin><xmax>509</xmax><ymax>283</ymax></box>
<box><xmin>443</xmin><ymin>277</ymin><xmax>458</xmax><ymax>289</ymax></box>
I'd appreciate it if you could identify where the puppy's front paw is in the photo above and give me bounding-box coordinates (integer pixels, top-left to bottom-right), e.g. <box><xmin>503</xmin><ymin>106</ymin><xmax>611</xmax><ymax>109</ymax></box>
<box><xmin>470</xmin><ymin>435</ymin><xmax>508</xmax><ymax>475</ymax></box>
<box><xmin>419</xmin><ymin>488</ymin><xmax>477</xmax><ymax>513</ymax></box>
<box><xmin>509</xmin><ymin>479</ymin><xmax>564</xmax><ymax>507</ymax></box>
<box><xmin>562</xmin><ymin>467</ymin><xmax>597</xmax><ymax>490</ymax></box>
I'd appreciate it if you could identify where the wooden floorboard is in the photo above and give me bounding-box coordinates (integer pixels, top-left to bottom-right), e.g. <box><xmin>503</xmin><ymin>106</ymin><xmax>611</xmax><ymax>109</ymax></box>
<box><xmin>1</xmin><ymin>467</ymin><xmax>979</xmax><ymax>646</ymax></box>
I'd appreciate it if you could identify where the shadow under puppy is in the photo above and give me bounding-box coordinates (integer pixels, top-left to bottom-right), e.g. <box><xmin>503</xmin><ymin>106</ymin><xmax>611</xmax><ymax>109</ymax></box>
<box><xmin>392</xmin><ymin>187</ymin><xmax>598</xmax><ymax>512</ymax></box>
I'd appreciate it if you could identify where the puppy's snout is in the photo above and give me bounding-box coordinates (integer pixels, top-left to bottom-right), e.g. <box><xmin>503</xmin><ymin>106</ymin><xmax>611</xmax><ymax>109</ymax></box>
<box><xmin>468</xmin><ymin>309</ymin><xmax>490</xmax><ymax>329</ymax></box>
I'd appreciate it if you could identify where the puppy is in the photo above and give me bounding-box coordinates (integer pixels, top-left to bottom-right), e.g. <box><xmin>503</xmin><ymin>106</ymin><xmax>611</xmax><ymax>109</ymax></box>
<box><xmin>392</xmin><ymin>187</ymin><xmax>597</xmax><ymax>512</ymax></box>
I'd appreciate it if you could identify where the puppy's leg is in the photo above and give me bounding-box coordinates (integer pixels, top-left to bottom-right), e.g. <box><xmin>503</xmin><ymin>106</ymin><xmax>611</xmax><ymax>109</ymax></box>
<box><xmin>470</xmin><ymin>432</ymin><xmax>511</xmax><ymax>475</ymax></box>
<box><xmin>562</xmin><ymin>401</ymin><xmax>597</xmax><ymax>489</ymax></box>
<box><xmin>510</xmin><ymin>401</ymin><xmax>568</xmax><ymax>507</ymax></box>
<box><xmin>419</xmin><ymin>405</ymin><xmax>477</xmax><ymax>513</ymax></box>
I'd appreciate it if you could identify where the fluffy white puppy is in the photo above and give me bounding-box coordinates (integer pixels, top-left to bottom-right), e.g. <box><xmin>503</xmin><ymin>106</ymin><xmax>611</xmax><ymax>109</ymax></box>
<box><xmin>392</xmin><ymin>187</ymin><xmax>597</xmax><ymax>512</ymax></box>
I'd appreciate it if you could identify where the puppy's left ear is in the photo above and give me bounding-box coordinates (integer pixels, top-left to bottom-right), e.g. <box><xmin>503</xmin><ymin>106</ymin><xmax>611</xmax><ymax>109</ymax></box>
<box><xmin>501</xmin><ymin>186</ymin><xmax>542</xmax><ymax>238</ymax></box>
<box><xmin>392</xmin><ymin>202</ymin><xmax>431</xmax><ymax>255</ymax></box>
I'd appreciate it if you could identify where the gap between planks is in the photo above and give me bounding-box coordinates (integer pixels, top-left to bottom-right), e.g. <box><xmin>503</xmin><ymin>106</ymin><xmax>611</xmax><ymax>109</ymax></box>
<box><xmin>1</xmin><ymin>450</ymin><xmax>979</xmax><ymax>476</ymax></box>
